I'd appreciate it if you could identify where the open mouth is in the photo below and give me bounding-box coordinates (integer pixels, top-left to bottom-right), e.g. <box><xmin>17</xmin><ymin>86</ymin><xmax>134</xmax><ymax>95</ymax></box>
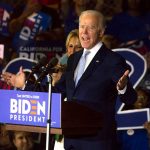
<box><xmin>81</xmin><ymin>35</ymin><xmax>90</xmax><ymax>43</ymax></box>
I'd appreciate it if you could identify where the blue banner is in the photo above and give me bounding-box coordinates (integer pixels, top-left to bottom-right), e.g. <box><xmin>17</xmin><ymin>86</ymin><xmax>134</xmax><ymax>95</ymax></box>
<box><xmin>18</xmin><ymin>40</ymin><xmax>65</xmax><ymax>61</ymax></box>
<box><xmin>12</xmin><ymin>11</ymin><xmax>52</xmax><ymax>51</ymax></box>
<box><xmin>0</xmin><ymin>89</ymin><xmax>61</xmax><ymax>128</ymax></box>
<box><xmin>114</xmin><ymin>48</ymin><xmax>150</xmax><ymax>130</ymax></box>
<box><xmin>0</xmin><ymin>3</ymin><xmax>13</xmax><ymax>36</ymax></box>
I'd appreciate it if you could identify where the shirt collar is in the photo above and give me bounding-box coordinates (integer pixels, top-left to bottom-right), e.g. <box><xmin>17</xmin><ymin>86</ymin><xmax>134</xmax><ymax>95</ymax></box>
<box><xmin>84</xmin><ymin>42</ymin><xmax>103</xmax><ymax>55</ymax></box>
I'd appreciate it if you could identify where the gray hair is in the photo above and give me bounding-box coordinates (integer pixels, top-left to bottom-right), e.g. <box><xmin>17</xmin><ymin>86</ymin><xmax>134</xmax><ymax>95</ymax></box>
<box><xmin>79</xmin><ymin>10</ymin><xmax>106</xmax><ymax>31</ymax></box>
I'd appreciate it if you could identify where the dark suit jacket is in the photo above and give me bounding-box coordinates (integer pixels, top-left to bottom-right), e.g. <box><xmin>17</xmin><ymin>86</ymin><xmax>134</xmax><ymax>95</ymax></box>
<box><xmin>55</xmin><ymin>44</ymin><xmax>137</xmax><ymax>149</ymax></box>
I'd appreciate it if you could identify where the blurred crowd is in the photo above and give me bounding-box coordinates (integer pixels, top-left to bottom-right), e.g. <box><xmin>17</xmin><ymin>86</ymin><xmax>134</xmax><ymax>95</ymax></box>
<box><xmin>1</xmin><ymin>0</ymin><xmax>150</xmax><ymax>150</ymax></box>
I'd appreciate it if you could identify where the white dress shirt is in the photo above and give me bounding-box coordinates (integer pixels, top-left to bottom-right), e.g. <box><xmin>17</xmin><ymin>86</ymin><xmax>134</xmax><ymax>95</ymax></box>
<box><xmin>74</xmin><ymin>42</ymin><xmax>103</xmax><ymax>81</ymax></box>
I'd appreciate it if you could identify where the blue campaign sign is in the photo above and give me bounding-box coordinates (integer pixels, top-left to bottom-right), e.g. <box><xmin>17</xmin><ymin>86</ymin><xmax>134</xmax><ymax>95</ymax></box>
<box><xmin>18</xmin><ymin>40</ymin><xmax>65</xmax><ymax>61</ymax></box>
<box><xmin>0</xmin><ymin>89</ymin><xmax>61</xmax><ymax>128</ymax></box>
<box><xmin>12</xmin><ymin>11</ymin><xmax>52</xmax><ymax>51</ymax></box>
<box><xmin>3</xmin><ymin>57</ymin><xmax>37</xmax><ymax>74</ymax></box>
<box><xmin>0</xmin><ymin>3</ymin><xmax>13</xmax><ymax>36</ymax></box>
<box><xmin>113</xmin><ymin>48</ymin><xmax>150</xmax><ymax>130</ymax></box>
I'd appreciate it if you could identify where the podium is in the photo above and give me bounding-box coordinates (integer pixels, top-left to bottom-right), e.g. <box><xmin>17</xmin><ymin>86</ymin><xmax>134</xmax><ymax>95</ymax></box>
<box><xmin>6</xmin><ymin>101</ymin><xmax>102</xmax><ymax>136</ymax></box>
<box><xmin>0</xmin><ymin>89</ymin><xmax>102</xmax><ymax>136</ymax></box>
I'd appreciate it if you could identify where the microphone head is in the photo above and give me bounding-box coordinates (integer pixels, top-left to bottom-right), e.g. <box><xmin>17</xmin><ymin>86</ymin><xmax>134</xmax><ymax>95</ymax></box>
<box><xmin>35</xmin><ymin>57</ymin><xmax>58</xmax><ymax>83</ymax></box>
<box><xmin>46</xmin><ymin>57</ymin><xmax>58</xmax><ymax>70</ymax></box>
<box><xmin>32</xmin><ymin>56</ymin><xmax>48</xmax><ymax>72</ymax></box>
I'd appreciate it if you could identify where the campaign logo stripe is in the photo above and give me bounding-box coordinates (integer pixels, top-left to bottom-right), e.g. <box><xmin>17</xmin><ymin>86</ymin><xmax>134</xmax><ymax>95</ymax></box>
<box><xmin>30</xmin><ymin>111</ymin><xmax>37</xmax><ymax>115</ymax></box>
<box><xmin>32</xmin><ymin>106</ymin><xmax>37</xmax><ymax>110</ymax></box>
<box><xmin>30</xmin><ymin>100</ymin><xmax>37</xmax><ymax>104</ymax></box>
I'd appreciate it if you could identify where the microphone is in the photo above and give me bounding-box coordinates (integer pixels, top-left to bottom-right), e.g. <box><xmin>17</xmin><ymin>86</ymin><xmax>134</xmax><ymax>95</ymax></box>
<box><xmin>35</xmin><ymin>57</ymin><xmax>58</xmax><ymax>83</ymax></box>
<box><xmin>31</xmin><ymin>56</ymin><xmax>48</xmax><ymax>73</ymax></box>
<box><xmin>25</xmin><ymin>56</ymin><xmax>48</xmax><ymax>85</ymax></box>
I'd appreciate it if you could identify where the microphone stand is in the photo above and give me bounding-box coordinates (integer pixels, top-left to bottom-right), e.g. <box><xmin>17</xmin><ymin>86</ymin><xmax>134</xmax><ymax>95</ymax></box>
<box><xmin>46</xmin><ymin>74</ymin><xmax>53</xmax><ymax>150</ymax></box>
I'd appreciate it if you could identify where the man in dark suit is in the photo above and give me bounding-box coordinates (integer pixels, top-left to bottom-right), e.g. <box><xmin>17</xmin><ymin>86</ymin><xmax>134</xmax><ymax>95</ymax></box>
<box><xmin>1</xmin><ymin>9</ymin><xmax>137</xmax><ymax>150</ymax></box>
<box><xmin>55</xmin><ymin>10</ymin><xmax>137</xmax><ymax>150</ymax></box>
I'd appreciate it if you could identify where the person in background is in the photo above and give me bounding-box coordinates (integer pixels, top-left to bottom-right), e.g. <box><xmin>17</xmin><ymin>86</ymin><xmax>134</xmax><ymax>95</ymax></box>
<box><xmin>0</xmin><ymin>80</ymin><xmax>12</xmax><ymax>90</ymax></box>
<box><xmin>0</xmin><ymin>59</ymin><xmax>13</xmax><ymax>90</ymax></box>
<box><xmin>54</xmin><ymin>10</ymin><xmax>137</xmax><ymax>150</ymax></box>
<box><xmin>9</xmin><ymin>0</ymin><xmax>64</xmax><ymax>41</ymax></box>
<box><xmin>0</xmin><ymin>57</ymin><xmax>12</xmax><ymax>90</ymax></box>
<box><xmin>59</xmin><ymin>29</ymin><xmax>82</xmax><ymax>65</ymax></box>
<box><xmin>117</xmin><ymin>87</ymin><xmax>150</xmax><ymax>150</ymax></box>
<box><xmin>1</xmin><ymin>29</ymin><xmax>81</xmax><ymax>88</ymax></box>
<box><xmin>1</xmin><ymin>66</ymin><xmax>25</xmax><ymax>89</ymax></box>
<box><xmin>0</xmin><ymin>124</ymin><xmax>12</xmax><ymax>150</ymax></box>
<box><xmin>0</xmin><ymin>58</ymin><xmax>4</xmax><ymax>74</ymax></box>
<box><xmin>8</xmin><ymin>0</ymin><xmax>41</xmax><ymax>35</ymax></box>
<box><xmin>52</xmin><ymin>64</ymin><xmax>66</xmax><ymax>86</ymax></box>
<box><xmin>8</xmin><ymin>131</ymin><xmax>41</xmax><ymax>150</ymax></box>
<box><xmin>134</xmin><ymin>87</ymin><xmax>150</xmax><ymax>109</ymax></box>
<box><xmin>144</xmin><ymin>121</ymin><xmax>150</xmax><ymax>149</ymax></box>
<box><xmin>105</xmin><ymin>0</ymin><xmax>150</xmax><ymax>55</ymax></box>
<box><xmin>64</xmin><ymin>0</ymin><xmax>89</xmax><ymax>37</ymax></box>
<box><xmin>101</xmin><ymin>34</ymin><xmax>119</xmax><ymax>49</ymax></box>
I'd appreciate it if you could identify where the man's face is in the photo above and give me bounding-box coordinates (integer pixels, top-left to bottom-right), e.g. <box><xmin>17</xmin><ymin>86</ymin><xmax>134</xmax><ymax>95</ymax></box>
<box><xmin>79</xmin><ymin>13</ymin><xmax>103</xmax><ymax>49</ymax></box>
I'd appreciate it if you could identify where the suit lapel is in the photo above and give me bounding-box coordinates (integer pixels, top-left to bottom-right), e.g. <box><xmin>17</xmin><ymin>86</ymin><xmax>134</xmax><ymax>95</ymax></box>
<box><xmin>72</xmin><ymin>50</ymin><xmax>83</xmax><ymax>72</ymax></box>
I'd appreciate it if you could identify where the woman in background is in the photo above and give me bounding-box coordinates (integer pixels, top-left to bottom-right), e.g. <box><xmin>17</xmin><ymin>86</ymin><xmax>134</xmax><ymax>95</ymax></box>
<box><xmin>59</xmin><ymin>28</ymin><xmax>82</xmax><ymax>65</ymax></box>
